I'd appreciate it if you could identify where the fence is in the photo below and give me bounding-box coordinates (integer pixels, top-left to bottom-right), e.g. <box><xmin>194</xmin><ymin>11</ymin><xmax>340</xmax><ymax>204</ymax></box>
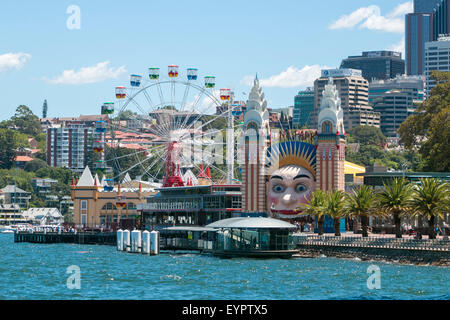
<box><xmin>295</xmin><ymin>235</ymin><xmax>450</xmax><ymax>252</ymax></box>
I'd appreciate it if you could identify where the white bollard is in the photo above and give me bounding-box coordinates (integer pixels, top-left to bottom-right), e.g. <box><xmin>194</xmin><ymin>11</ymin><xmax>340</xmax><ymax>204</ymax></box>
<box><xmin>142</xmin><ymin>231</ymin><xmax>151</xmax><ymax>255</ymax></box>
<box><xmin>117</xmin><ymin>230</ymin><xmax>124</xmax><ymax>251</ymax></box>
<box><xmin>131</xmin><ymin>230</ymin><xmax>142</xmax><ymax>253</ymax></box>
<box><xmin>123</xmin><ymin>230</ymin><xmax>131</xmax><ymax>252</ymax></box>
<box><xmin>150</xmin><ymin>231</ymin><xmax>160</xmax><ymax>256</ymax></box>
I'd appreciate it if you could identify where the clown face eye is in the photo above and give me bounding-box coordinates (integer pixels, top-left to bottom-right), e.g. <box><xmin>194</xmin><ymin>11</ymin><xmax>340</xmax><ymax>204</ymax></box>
<box><xmin>272</xmin><ymin>185</ymin><xmax>286</xmax><ymax>193</ymax></box>
<box><xmin>296</xmin><ymin>184</ymin><xmax>308</xmax><ymax>193</ymax></box>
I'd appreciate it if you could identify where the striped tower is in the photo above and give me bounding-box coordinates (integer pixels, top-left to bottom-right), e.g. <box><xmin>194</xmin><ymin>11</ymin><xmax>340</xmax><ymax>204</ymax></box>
<box><xmin>316</xmin><ymin>78</ymin><xmax>346</xmax><ymax>192</ymax></box>
<box><xmin>241</xmin><ymin>75</ymin><xmax>271</xmax><ymax>214</ymax></box>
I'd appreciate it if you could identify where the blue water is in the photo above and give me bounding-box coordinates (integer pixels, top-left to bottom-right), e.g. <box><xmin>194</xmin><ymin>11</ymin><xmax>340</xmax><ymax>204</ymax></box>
<box><xmin>0</xmin><ymin>234</ymin><xmax>448</xmax><ymax>300</ymax></box>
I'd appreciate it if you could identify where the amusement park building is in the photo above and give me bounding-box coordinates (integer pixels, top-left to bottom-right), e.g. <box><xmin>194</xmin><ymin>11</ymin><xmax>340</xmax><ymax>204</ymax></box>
<box><xmin>138</xmin><ymin>185</ymin><xmax>243</xmax><ymax>230</ymax></box>
<box><xmin>71</xmin><ymin>167</ymin><xmax>159</xmax><ymax>229</ymax></box>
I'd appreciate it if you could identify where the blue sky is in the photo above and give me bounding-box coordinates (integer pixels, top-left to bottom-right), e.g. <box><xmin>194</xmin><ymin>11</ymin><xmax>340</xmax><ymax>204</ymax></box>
<box><xmin>0</xmin><ymin>0</ymin><xmax>411</xmax><ymax>120</ymax></box>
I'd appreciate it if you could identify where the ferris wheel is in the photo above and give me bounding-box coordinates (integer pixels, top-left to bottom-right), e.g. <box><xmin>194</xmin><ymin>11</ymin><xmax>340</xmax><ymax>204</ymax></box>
<box><xmin>96</xmin><ymin>65</ymin><xmax>243</xmax><ymax>190</ymax></box>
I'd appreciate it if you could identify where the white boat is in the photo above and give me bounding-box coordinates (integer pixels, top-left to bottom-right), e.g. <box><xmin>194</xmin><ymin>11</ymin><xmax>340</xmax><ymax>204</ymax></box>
<box><xmin>0</xmin><ymin>226</ymin><xmax>15</xmax><ymax>234</ymax></box>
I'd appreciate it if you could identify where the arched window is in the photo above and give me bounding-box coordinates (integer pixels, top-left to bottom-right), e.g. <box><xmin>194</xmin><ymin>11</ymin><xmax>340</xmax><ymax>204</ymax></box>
<box><xmin>322</xmin><ymin>121</ymin><xmax>332</xmax><ymax>134</ymax></box>
<box><xmin>128</xmin><ymin>203</ymin><xmax>137</xmax><ymax>210</ymax></box>
<box><xmin>102</xmin><ymin>203</ymin><xmax>117</xmax><ymax>211</ymax></box>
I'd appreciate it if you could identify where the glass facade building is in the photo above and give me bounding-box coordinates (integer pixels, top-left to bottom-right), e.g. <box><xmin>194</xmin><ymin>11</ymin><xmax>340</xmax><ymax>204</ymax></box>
<box><xmin>340</xmin><ymin>51</ymin><xmax>405</xmax><ymax>81</ymax></box>
<box><xmin>293</xmin><ymin>88</ymin><xmax>315</xmax><ymax>128</ymax></box>
<box><xmin>370</xmin><ymin>76</ymin><xmax>424</xmax><ymax>137</ymax></box>
<box><xmin>433</xmin><ymin>0</ymin><xmax>450</xmax><ymax>40</ymax></box>
<box><xmin>406</xmin><ymin>13</ymin><xmax>434</xmax><ymax>75</ymax></box>
<box><xmin>414</xmin><ymin>0</ymin><xmax>442</xmax><ymax>13</ymax></box>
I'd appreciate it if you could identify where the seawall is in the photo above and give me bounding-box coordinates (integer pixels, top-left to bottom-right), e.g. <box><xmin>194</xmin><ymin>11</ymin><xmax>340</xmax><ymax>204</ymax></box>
<box><xmin>295</xmin><ymin>245</ymin><xmax>450</xmax><ymax>266</ymax></box>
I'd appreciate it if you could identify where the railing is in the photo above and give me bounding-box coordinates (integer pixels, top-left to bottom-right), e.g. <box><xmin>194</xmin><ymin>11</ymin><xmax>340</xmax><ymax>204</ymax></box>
<box><xmin>295</xmin><ymin>235</ymin><xmax>450</xmax><ymax>252</ymax></box>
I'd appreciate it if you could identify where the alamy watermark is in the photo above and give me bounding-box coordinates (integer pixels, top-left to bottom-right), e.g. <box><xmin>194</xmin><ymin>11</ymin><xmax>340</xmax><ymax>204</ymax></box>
<box><xmin>66</xmin><ymin>5</ymin><xmax>81</xmax><ymax>30</ymax></box>
<box><xmin>366</xmin><ymin>265</ymin><xmax>381</xmax><ymax>290</ymax></box>
<box><xmin>66</xmin><ymin>265</ymin><xmax>81</xmax><ymax>290</ymax></box>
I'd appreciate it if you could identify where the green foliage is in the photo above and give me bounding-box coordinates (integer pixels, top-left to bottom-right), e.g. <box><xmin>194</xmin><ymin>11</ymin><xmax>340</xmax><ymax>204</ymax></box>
<box><xmin>324</xmin><ymin>190</ymin><xmax>346</xmax><ymax>219</ymax></box>
<box><xmin>348</xmin><ymin>125</ymin><xmax>386</xmax><ymax>146</ymax></box>
<box><xmin>399</xmin><ymin>71</ymin><xmax>450</xmax><ymax>172</ymax></box>
<box><xmin>105</xmin><ymin>147</ymin><xmax>150</xmax><ymax>180</ymax></box>
<box><xmin>301</xmin><ymin>190</ymin><xmax>326</xmax><ymax>219</ymax></box>
<box><xmin>10</xmin><ymin>105</ymin><xmax>42</xmax><ymax>136</ymax></box>
<box><xmin>24</xmin><ymin>159</ymin><xmax>48</xmax><ymax>172</ymax></box>
<box><xmin>409</xmin><ymin>178</ymin><xmax>449</xmax><ymax>221</ymax></box>
<box><xmin>117</xmin><ymin>110</ymin><xmax>138</xmax><ymax>120</ymax></box>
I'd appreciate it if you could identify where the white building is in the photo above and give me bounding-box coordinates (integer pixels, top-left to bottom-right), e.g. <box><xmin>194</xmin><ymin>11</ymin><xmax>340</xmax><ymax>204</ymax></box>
<box><xmin>425</xmin><ymin>35</ymin><xmax>450</xmax><ymax>97</ymax></box>
<box><xmin>22</xmin><ymin>208</ymin><xmax>64</xmax><ymax>226</ymax></box>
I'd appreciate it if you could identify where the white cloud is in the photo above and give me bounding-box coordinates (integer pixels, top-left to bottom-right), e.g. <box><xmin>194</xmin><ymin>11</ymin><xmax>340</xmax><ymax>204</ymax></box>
<box><xmin>241</xmin><ymin>65</ymin><xmax>330</xmax><ymax>88</ymax></box>
<box><xmin>330</xmin><ymin>2</ymin><xmax>413</xmax><ymax>34</ymax></box>
<box><xmin>0</xmin><ymin>53</ymin><xmax>31</xmax><ymax>71</ymax></box>
<box><xmin>46</xmin><ymin>61</ymin><xmax>127</xmax><ymax>85</ymax></box>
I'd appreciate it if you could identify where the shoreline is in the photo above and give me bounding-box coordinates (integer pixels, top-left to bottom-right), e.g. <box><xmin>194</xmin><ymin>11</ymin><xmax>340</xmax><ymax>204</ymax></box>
<box><xmin>295</xmin><ymin>246</ymin><xmax>450</xmax><ymax>267</ymax></box>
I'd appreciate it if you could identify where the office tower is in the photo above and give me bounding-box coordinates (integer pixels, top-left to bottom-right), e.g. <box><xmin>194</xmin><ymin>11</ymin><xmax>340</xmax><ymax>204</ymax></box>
<box><xmin>370</xmin><ymin>76</ymin><xmax>425</xmax><ymax>137</ymax></box>
<box><xmin>340</xmin><ymin>51</ymin><xmax>405</xmax><ymax>81</ymax></box>
<box><xmin>293</xmin><ymin>88</ymin><xmax>315</xmax><ymax>128</ymax></box>
<box><xmin>313</xmin><ymin>69</ymin><xmax>380</xmax><ymax>131</ymax></box>
<box><xmin>425</xmin><ymin>36</ymin><xmax>450</xmax><ymax>96</ymax></box>
<box><xmin>406</xmin><ymin>13</ymin><xmax>434</xmax><ymax>75</ymax></box>
<box><xmin>414</xmin><ymin>0</ymin><xmax>442</xmax><ymax>13</ymax></box>
<box><xmin>433</xmin><ymin>0</ymin><xmax>450</xmax><ymax>40</ymax></box>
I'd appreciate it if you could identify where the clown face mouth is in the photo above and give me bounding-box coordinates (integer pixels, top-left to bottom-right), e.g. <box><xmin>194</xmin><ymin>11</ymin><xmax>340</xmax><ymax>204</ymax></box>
<box><xmin>271</xmin><ymin>209</ymin><xmax>308</xmax><ymax>218</ymax></box>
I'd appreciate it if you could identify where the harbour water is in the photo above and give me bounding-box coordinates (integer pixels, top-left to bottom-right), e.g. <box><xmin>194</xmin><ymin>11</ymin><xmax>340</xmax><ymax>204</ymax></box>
<box><xmin>0</xmin><ymin>234</ymin><xmax>448</xmax><ymax>300</ymax></box>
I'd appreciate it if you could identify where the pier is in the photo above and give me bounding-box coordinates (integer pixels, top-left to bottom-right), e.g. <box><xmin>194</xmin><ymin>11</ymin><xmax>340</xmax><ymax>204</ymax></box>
<box><xmin>14</xmin><ymin>232</ymin><xmax>117</xmax><ymax>245</ymax></box>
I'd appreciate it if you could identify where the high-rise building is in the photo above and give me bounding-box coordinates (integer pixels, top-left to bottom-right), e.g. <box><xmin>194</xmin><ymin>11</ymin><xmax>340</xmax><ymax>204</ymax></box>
<box><xmin>313</xmin><ymin>69</ymin><xmax>380</xmax><ymax>131</ymax></box>
<box><xmin>433</xmin><ymin>0</ymin><xmax>450</xmax><ymax>40</ymax></box>
<box><xmin>370</xmin><ymin>76</ymin><xmax>425</xmax><ymax>137</ymax></box>
<box><xmin>414</xmin><ymin>0</ymin><xmax>442</xmax><ymax>13</ymax></box>
<box><xmin>46</xmin><ymin>123</ymin><xmax>100</xmax><ymax>173</ymax></box>
<box><xmin>293</xmin><ymin>88</ymin><xmax>315</xmax><ymax>128</ymax></box>
<box><xmin>406</xmin><ymin>13</ymin><xmax>434</xmax><ymax>75</ymax></box>
<box><xmin>425</xmin><ymin>36</ymin><xmax>450</xmax><ymax>96</ymax></box>
<box><xmin>340</xmin><ymin>51</ymin><xmax>405</xmax><ymax>81</ymax></box>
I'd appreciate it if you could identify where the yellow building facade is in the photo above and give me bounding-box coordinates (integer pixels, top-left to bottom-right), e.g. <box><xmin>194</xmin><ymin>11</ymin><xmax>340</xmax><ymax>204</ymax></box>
<box><xmin>71</xmin><ymin>167</ymin><xmax>158</xmax><ymax>228</ymax></box>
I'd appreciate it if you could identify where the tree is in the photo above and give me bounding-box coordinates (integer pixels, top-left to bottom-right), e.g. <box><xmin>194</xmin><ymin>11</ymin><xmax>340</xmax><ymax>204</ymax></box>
<box><xmin>24</xmin><ymin>159</ymin><xmax>48</xmax><ymax>172</ymax></box>
<box><xmin>324</xmin><ymin>190</ymin><xmax>346</xmax><ymax>236</ymax></box>
<box><xmin>10</xmin><ymin>105</ymin><xmax>42</xmax><ymax>136</ymax></box>
<box><xmin>0</xmin><ymin>129</ymin><xmax>18</xmax><ymax>169</ymax></box>
<box><xmin>377</xmin><ymin>178</ymin><xmax>412</xmax><ymax>238</ymax></box>
<box><xmin>345</xmin><ymin>185</ymin><xmax>376</xmax><ymax>237</ymax></box>
<box><xmin>409</xmin><ymin>178</ymin><xmax>449</xmax><ymax>240</ymax></box>
<box><xmin>399</xmin><ymin>71</ymin><xmax>450</xmax><ymax>172</ymax></box>
<box><xmin>302</xmin><ymin>190</ymin><xmax>326</xmax><ymax>235</ymax></box>
<box><xmin>348</xmin><ymin>125</ymin><xmax>386</xmax><ymax>147</ymax></box>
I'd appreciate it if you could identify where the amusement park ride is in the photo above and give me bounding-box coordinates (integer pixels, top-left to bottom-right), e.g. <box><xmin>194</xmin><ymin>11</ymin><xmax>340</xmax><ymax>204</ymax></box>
<box><xmin>95</xmin><ymin>65</ymin><xmax>241</xmax><ymax>198</ymax></box>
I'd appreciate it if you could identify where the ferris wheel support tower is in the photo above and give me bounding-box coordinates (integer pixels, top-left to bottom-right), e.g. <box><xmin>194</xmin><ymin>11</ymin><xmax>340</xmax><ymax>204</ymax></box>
<box><xmin>226</xmin><ymin>92</ymin><xmax>235</xmax><ymax>185</ymax></box>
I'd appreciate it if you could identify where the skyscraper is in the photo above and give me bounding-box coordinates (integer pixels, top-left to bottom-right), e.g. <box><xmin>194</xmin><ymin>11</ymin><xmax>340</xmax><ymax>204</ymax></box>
<box><xmin>370</xmin><ymin>76</ymin><xmax>425</xmax><ymax>137</ymax></box>
<box><xmin>293</xmin><ymin>88</ymin><xmax>314</xmax><ymax>128</ymax></box>
<box><xmin>406</xmin><ymin>13</ymin><xmax>434</xmax><ymax>75</ymax></box>
<box><xmin>414</xmin><ymin>0</ymin><xmax>442</xmax><ymax>13</ymax></box>
<box><xmin>313</xmin><ymin>69</ymin><xmax>380</xmax><ymax>131</ymax></box>
<box><xmin>433</xmin><ymin>0</ymin><xmax>450</xmax><ymax>40</ymax></box>
<box><xmin>340</xmin><ymin>51</ymin><xmax>405</xmax><ymax>81</ymax></box>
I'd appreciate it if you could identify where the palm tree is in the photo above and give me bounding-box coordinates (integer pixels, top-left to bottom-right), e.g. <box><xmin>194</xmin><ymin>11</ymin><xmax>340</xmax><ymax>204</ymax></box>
<box><xmin>324</xmin><ymin>190</ymin><xmax>347</xmax><ymax>237</ymax></box>
<box><xmin>377</xmin><ymin>178</ymin><xmax>412</xmax><ymax>239</ymax></box>
<box><xmin>409</xmin><ymin>178</ymin><xmax>449</xmax><ymax>240</ymax></box>
<box><xmin>301</xmin><ymin>190</ymin><xmax>326</xmax><ymax>235</ymax></box>
<box><xmin>345</xmin><ymin>185</ymin><xmax>376</xmax><ymax>238</ymax></box>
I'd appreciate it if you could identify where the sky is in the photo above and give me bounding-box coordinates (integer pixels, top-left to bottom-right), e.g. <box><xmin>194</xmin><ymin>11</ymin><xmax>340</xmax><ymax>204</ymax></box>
<box><xmin>0</xmin><ymin>0</ymin><xmax>412</xmax><ymax>120</ymax></box>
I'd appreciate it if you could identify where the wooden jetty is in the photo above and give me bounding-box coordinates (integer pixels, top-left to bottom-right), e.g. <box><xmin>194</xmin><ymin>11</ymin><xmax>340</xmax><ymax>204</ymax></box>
<box><xmin>14</xmin><ymin>232</ymin><xmax>117</xmax><ymax>246</ymax></box>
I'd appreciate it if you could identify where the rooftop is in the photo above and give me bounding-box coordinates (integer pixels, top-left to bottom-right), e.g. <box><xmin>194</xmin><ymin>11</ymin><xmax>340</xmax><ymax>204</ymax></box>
<box><xmin>206</xmin><ymin>217</ymin><xmax>296</xmax><ymax>230</ymax></box>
